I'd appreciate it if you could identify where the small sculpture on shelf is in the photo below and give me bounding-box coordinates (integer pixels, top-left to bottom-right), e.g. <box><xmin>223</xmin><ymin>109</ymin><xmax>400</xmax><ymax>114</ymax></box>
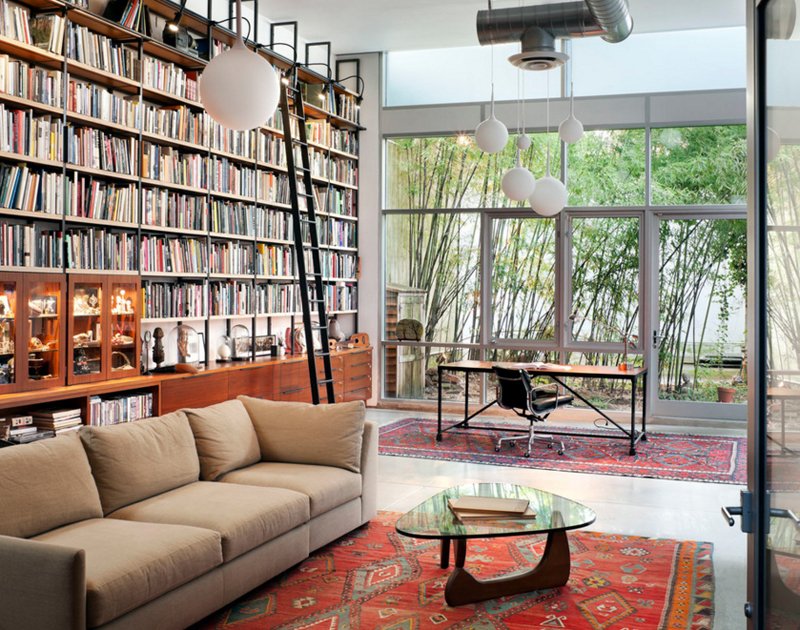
<box><xmin>329</xmin><ymin>315</ymin><xmax>346</xmax><ymax>343</ymax></box>
<box><xmin>217</xmin><ymin>335</ymin><xmax>233</xmax><ymax>362</ymax></box>
<box><xmin>152</xmin><ymin>327</ymin><xmax>165</xmax><ymax>368</ymax></box>
<box><xmin>231</xmin><ymin>325</ymin><xmax>250</xmax><ymax>361</ymax></box>
<box><xmin>73</xmin><ymin>347</ymin><xmax>91</xmax><ymax>375</ymax></box>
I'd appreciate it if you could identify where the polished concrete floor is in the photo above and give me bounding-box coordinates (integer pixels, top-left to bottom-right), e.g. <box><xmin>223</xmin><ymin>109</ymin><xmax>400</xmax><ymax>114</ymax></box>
<box><xmin>369</xmin><ymin>408</ymin><xmax>748</xmax><ymax>630</ymax></box>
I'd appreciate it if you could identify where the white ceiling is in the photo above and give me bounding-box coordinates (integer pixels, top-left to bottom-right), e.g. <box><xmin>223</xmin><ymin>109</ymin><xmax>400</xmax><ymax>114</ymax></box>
<box><xmin>262</xmin><ymin>0</ymin><xmax>746</xmax><ymax>55</ymax></box>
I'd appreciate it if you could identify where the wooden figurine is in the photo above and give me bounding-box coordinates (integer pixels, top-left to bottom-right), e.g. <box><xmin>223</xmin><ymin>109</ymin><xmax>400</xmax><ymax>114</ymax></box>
<box><xmin>152</xmin><ymin>327</ymin><xmax>165</xmax><ymax>368</ymax></box>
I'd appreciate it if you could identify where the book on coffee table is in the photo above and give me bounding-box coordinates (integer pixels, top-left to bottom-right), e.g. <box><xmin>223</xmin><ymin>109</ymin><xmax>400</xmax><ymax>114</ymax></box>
<box><xmin>447</xmin><ymin>497</ymin><xmax>536</xmax><ymax>522</ymax></box>
<box><xmin>448</xmin><ymin>496</ymin><xmax>530</xmax><ymax>514</ymax></box>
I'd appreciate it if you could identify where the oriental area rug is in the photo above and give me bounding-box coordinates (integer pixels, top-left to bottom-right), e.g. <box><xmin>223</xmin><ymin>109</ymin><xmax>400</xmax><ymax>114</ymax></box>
<box><xmin>379</xmin><ymin>418</ymin><xmax>747</xmax><ymax>485</ymax></box>
<box><xmin>194</xmin><ymin>513</ymin><xmax>714</xmax><ymax>630</ymax></box>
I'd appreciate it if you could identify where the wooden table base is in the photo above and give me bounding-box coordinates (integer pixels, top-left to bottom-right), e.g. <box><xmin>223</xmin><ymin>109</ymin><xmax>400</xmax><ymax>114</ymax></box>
<box><xmin>442</xmin><ymin>530</ymin><xmax>571</xmax><ymax>607</ymax></box>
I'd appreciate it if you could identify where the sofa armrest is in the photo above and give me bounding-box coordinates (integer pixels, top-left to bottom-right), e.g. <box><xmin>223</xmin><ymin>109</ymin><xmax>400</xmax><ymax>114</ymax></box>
<box><xmin>360</xmin><ymin>419</ymin><xmax>379</xmax><ymax>524</ymax></box>
<box><xmin>0</xmin><ymin>534</ymin><xmax>86</xmax><ymax>630</ymax></box>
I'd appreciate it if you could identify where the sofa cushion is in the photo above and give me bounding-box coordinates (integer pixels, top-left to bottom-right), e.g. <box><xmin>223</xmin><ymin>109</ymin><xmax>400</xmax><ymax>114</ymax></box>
<box><xmin>0</xmin><ymin>433</ymin><xmax>102</xmax><ymax>538</ymax></box>
<box><xmin>221</xmin><ymin>462</ymin><xmax>362</xmax><ymax>518</ymax></box>
<box><xmin>183</xmin><ymin>399</ymin><xmax>260</xmax><ymax>481</ymax></box>
<box><xmin>108</xmin><ymin>481</ymin><xmax>309</xmax><ymax>561</ymax></box>
<box><xmin>237</xmin><ymin>397</ymin><xmax>366</xmax><ymax>472</ymax></box>
<box><xmin>33</xmin><ymin>518</ymin><xmax>222</xmax><ymax>628</ymax></box>
<box><xmin>80</xmin><ymin>412</ymin><xmax>200</xmax><ymax>515</ymax></box>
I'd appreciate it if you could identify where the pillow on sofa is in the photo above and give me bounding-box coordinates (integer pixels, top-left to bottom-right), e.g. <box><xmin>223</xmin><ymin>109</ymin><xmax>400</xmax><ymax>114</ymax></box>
<box><xmin>183</xmin><ymin>399</ymin><xmax>261</xmax><ymax>481</ymax></box>
<box><xmin>80</xmin><ymin>412</ymin><xmax>200</xmax><ymax>515</ymax></box>
<box><xmin>0</xmin><ymin>432</ymin><xmax>103</xmax><ymax>538</ymax></box>
<box><xmin>237</xmin><ymin>397</ymin><xmax>366</xmax><ymax>473</ymax></box>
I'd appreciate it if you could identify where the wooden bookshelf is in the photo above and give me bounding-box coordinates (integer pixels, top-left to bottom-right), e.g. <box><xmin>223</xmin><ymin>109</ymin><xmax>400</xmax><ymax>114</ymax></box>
<box><xmin>0</xmin><ymin>0</ymin><xmax>363</xmax><ymax>403</ymax></box>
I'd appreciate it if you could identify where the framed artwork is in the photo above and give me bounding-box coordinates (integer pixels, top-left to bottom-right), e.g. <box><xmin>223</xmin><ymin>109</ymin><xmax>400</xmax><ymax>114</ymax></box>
<box><xmin>254</xmin><ymin>335</ymin><xmax>275</xmax><ymax>355</ymax></box>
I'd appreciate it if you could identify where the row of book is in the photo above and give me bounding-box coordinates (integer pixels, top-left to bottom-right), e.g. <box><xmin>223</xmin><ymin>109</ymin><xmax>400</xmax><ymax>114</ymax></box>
<box><xmin>315</xmin><ymin>186</ymin><xmax>357</xmax><ymax>217</ymax></box>
<box><xmin>256</xmin><ymin>207</ymin><xmax>292</xmax><ymax>242</ymax></box>
<box><xmin>30</xmin><ymin>13</ymin><xmax>66</xmax><ymax>54</ymax></box>
<box><xmin>208</xmin><ymin>279</ymin><xmax>252</xmax><ymax>317</ymax></box>
<box><xmin>66</xmin><ymin>22</ymin><xmax>140</xmax><ymax>81</ymax></box>
<box><xmin>0</xmin><ymin>163</ymin><xmax>63</xmax><ymax>213</ymax></box>
<box><xmin>142</xmin><ymin>281</ymin><xmax>208</xmax><ymax>319</ymax></box>
<box><xmin>0</xmin><ymin>0</ymin><xmax>30</xmax><ymax>45</ymax></box>
<box><xmin>309</xmin><ymin>150</ymin><xmax>361</xmax><ymax>185</ymax></box>
<box><xmin>208</xmin><ymin>122</ymin><xmax>253</xmax><ymax>159</ymax></box>
<box><xmin>31</xmin><ymin>407</ymin><xmax>82</xmax><ymax>436</ymax></box>
<box><xmin>89</xmin><ymin>391</ymin><xmax>153</xmax><ymax>426</ymax></box>
<box><xmin>323</xmin><ymin>283</ymin><xmax>358</xmax><ymax>311</ymax></box>
<box><xmin>64</xmin><ymin>227</ymin><xmax>136</xmax><ymax>271</ymax></box>
<box><xmin>66</xmin><ymin>126</ymin><xmax>138</xmax><ymax>175</ymax></box>
<box><xmin>143</xmin><ymin>103</ymin><xmax>207</xmax><ymax>147</ymax></box>
<box><xmin>0</xmin><ymin>221</ymin><xmax>61</xmax><ymax>267</ymax></box>
<box><xmin>255</xmin><ymin>282</ymin><xmax>297</xmax><ymax>315</ymax></box>
<box><xmin>209</xmin><ymin>157</ymin><xmax>257</xmax><ymax>198</ymax></box>
<box><xmin>208</xmin><ymin>240</ymin><xmax>253</xmax><ymax>276</ymax></box>
<box><xmin>258</xmin><ymin>132</ymin><xmax>285</xmax><ymax>167</ymax></box>
<box><xmin>336</xmin><ymin>93</ymin><xmax>359</xmax><ymax>124</ymax></box>
<box><xmin>0</xmin><ymin>108</ymin><xmax>61</xmax><ymax>161</ymax></box>
<box><xmin>142</xmin><ymin>143</ymin><xmax>206</xmax><ymax>188</ymax></box>
<box><xmin>307</xmin><ymin>250</ymin><xmax>357</xmax><ymax>279</ymax></box>
<box><xmin>321</xmin><ymin>216</ymin><xmax>357</xmax><ymax>249</ymax></box>
<box><xmin>139</xmin><ymin>235</ymin><xmax>206</xmax><ymax>275</ymax></box>
<box><xmin>210</xmin><ymin>200</ymin><xmax>254</xmax><ymax>237</ymax></box>
<box><xmin>142</xmin><ymin>188</ymin><xmax>207</xmax><ymax>232</ymax></box>
<box><xmin>256</xmin><ymin>243</ymin><xmax>293</xmax><ymax>277</ymax></box>
<box><xmin>142</xmin><ymin>56</ymin><xmax>198</xmax><ymax>102</ymax></box>
<box><xmin>0</xmin><ymin>55</ymin><xmax>63</xmax><ymax>108</ymax></box>
<box><xmin>68</xmin><ymin>79</ymin><xmax>141</xmax><ymax>129</ymax></box>
<box><xmin>306</xmin><ymin>121</ymin><xmax>358</xmax><ymax>156</ymax></box>
<box><xmin>66</xmin><ymin>175</ymin><xmax>137</xmax><ymax>223</ymax></box>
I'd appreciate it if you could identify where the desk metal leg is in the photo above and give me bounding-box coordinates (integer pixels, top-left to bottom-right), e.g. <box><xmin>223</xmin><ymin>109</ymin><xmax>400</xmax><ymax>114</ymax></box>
<box><xmin>641</xmin><ymin>372</ymin><xmax>648</xmax><ymax>441</ymax></box>
<box><xmin>463</xmin><ymin>371</ymin><xmax>469</xmax><ymax>426</ymax></box>
<box><xmin>630</xmin><ymin>376</ymin><xmax>638</xmax><ymax>456</ymax></box>
<box><xmin>437</xmin><ymin>366</ymin><xmax>443</xmax><ymax>441</ymax></box>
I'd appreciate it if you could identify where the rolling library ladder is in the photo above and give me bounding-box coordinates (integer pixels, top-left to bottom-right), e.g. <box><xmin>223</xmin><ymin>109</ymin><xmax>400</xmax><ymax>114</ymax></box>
<box><xmin>280</xmin><ymin>68</ymin><xmax>336</xmax><ymax>404</ymax></box>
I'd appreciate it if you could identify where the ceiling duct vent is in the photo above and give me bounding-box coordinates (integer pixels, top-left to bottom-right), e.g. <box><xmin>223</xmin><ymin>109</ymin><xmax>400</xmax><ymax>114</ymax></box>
<box><xmin>477</xmin><ymin>0</ymin><xmax>633</xmax><ymax>70</ymax></box>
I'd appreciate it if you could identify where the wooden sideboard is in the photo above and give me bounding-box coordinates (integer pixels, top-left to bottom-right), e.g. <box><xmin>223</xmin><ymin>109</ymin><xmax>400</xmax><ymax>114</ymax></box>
<box><xmin>0</xmin><ymin>348</ymin><xmax>373</xmax><ymax>425</ymax></box>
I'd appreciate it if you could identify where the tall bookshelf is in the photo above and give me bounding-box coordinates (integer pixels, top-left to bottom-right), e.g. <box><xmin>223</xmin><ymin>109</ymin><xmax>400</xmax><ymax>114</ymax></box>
<box><xmin>0</xmin><ymin>0</ymin><xmax>363</xmax><ymax>383</ymax></box>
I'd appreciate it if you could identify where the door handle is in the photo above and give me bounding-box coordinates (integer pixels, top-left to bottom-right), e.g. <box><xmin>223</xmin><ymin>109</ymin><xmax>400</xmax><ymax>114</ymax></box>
<box><xmin>770</xmin><ymin>508</ymin><xmax>800</xmax><ymax>527</ymax></box>
<box><xmin>722</xmin><ymin>491</ymin><xmax>754</xmax><ymax>533</ymax></box>
<box><xmin>722</xmin><ymin>505</ymin><xmax>742</xmax><ymax>527</ymax></box>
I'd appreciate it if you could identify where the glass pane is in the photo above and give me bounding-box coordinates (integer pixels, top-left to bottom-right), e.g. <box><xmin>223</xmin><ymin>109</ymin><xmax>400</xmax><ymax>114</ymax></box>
<box><xmin>28</xmin><ymin>280</ymin><xmax>62</xmax><ymax>382</ymax></box>
<box><xmin>572</xmin><ymin>27</ymin><xmax>745</xmax><ymax>97</ymax></box>
<box><xmin>651</xmin><ymin>125</ymin><xmax>747</xmax><ymax>205</ymax></box>
<box><xmin>110</xmin><ymin>283</ymin><xmax>137</xmax><ymax>374</ymax></box>
<box><xmin>382</xmin><ymin>344</ymin><xmax>478</xmax><ymax>402</ymax></box>
<box><xmin>567</xmin><ymin>129</ymin><xmax>646</xmax><ymax>206</ymax></box>
<box><xmin>571</xmin><ymin>216</ymin><xmax>640</xmax><ymax>344</ymax></box>
<box><xmin>562</xmin><ymin>352</ymin><xmax>643</xmax><ymax>411</ymax></box>
<box><xmin>384</xmin><ymin>213</ymin><xmax>480</xmax><ymax>345</ymax></box>
<box><xmin>491</xmin><ymin>217</ymin><xmax>556</xmax><ymax>340</ymax></box>
<box><xmin>0</xmin><ymin>281</ymin><xmax>16</xmax><ymax>386</ymax></box>
<box><xmin>657</xmin><ymin>219</ymin><xmax>747</xmax><ymax>402</ymax></box>
<box><xmin>72</xmin><ymin>282</ymin><xmax>103</xmax><ymax>377</ymax></box>
<box><xmin>766</xmin><ymin>0</ymin><xmax>800</xmax><ymax>621</ymax></box>
<box><xmin>386</xmin><ymin>134</ymin><xmax>561</xmax><ymax>210</ymax></box>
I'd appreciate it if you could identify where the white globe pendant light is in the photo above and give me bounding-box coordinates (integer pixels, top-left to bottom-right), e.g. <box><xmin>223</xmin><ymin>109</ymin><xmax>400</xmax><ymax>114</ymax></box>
<box><xmin>558</xmin><ymin>83</ymin><xmax>584</xmax><ymax>144</ymax></box>
<box><xmin>502</xmin><ymin>136</ymin><xmax>536</xmax><ymax>201</ymax></box>
<box><xmin>200</xmin><ymin>0</ymin><xmax>280</xmax><ymax>131</ymax></box>
<box><xmin>530</xmin><ymin>75</ymin><xmax>567</xmax><ymax>217</ymax></box>
<box><xmin>475</xmin><ymin>85</ymin><xmax>508</xmax><ymax>154</ymax></box>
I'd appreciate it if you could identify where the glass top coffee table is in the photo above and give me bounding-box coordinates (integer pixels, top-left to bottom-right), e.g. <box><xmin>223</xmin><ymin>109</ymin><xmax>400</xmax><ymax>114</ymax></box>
<box><xmin>395</xmin><ymin>483</ymin><xmax>596</xmax><ymax>606</ymax></box>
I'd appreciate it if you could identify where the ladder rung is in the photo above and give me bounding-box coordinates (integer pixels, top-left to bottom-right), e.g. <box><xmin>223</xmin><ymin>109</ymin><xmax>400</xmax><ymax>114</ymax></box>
<box><xmin>291</xmin><ymin>140</ymin><xmax>308</xmax><ymax>147</ymax></box>
<box><xmin>306</xmin><ymin>271</ymin><xmax>323</xmax><ymax>276</ymax></box>
<box><xmin>316</xmin><ymin>379</ymin><xmax>334</xmax><ymax>385</ymax></box>
<box><xmin>311</xmin><ymin>324</ymin><xmax>326</xmax><ymax>330</ymax></box>
<box><xmin>315</xmin><ymin>351</ymin><xmax>330</xmax><ymax>357</ymax></box>
<box><xmin>308</xmin><ymin>297</ymin><xmax>325</xmax><ymax>303</ymax></box>
<box><xmin>289</xmin><ymin>112</ymin><xmax>306</xmax><ymax>120</ymax></box>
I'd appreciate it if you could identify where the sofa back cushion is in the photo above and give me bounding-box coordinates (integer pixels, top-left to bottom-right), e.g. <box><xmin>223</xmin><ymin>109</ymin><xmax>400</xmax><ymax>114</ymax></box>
<box><xmin>237</xmin><ymin>397</ymin><xmax>366</xmax><ymax>473</ymax></box>
<box><xmin>183</xmin><ymin>399</ymin><xmax>261</xmax><ymax>481</ymax></box>
<box><xmin>0</xmin><ymin>433</ymin><xmax>103</xmax><ymax>537</ymax></box>
<box><xmin>80</xmin><ymin>412</ymin><xmax>200</xmax><ymax>515</ymax></box>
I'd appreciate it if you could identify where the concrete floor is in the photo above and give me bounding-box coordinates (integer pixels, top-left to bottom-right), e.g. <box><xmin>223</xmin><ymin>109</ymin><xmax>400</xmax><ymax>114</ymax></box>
<box><xmin>368</xmin><ymin>408</ymin><xmax>748</xmax><ymax>630</ymax></box>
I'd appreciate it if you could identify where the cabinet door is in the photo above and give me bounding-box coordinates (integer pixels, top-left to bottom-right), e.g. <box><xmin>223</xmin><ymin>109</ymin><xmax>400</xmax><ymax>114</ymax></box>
<box><xmin>108</xmin><ymin>277</ymin><xmax>140</xmax><ymax>379</ymax></box>
<box><xmin>23</xmin><ymin>273</ymin><xmax>65</xmax><ymax>390</ymax></box>
<box><xmin>68</xmin><ymin>276</ymin><xmax>106</xmax><ymax>385</ymax></box>
<box><xmin>0</xmin><ymin>273</ymin><xmax>21</xmax><ymax>393</ymax></box>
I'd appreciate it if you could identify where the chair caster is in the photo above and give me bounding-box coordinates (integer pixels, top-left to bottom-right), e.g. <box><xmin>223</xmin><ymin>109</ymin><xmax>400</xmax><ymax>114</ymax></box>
<box><xmin>494</xmin><ymin>446</ymin><xmax>501</xmax><ymax>452</ymax></box>
<box><xmin>557</xmin><ymin>449</ymin><xmax>564</xmax><ymax>456</ymax></box>
<box><xmin>547</xmin><ymin>443</ymin><xmax>553</xmax><ymax>449</ymax></box>
<box><xmin>523</xmin><ymin>452</ymin><xmax>531</xmax><ymax>458</ymax></box>
<box><xmin>509</xmin><ymin>441</ymin><xmax>516</xmax><ymax>447</ymax></box>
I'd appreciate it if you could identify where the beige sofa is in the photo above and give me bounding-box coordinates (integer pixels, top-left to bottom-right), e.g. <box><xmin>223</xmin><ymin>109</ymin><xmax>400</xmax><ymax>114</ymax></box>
<box><xmin>0</xmin><ymin>397</ymin><xmax>378</xmax><ymax>630</ymax></box>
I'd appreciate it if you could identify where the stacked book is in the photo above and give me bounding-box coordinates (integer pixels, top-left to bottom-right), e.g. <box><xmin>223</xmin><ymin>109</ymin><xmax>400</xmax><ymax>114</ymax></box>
<box><xmin>448</xmin><ymin>496</ymin><xmax>537</xmax><ymax>523</ymax></box>
<box><xmin>32</xmin><ymin>408</ymin><xmax>82</xmax><ymax>436</ymax></box>
<box><xmin>6</xmin><ymin>414</ymin><xmax>53</xmax><ymax>444</ymax></box>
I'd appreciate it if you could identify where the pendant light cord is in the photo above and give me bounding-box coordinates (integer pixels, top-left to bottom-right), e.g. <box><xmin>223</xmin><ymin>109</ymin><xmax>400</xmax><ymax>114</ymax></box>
<box><xmin>545</xmin><ymin>72</ymin><xmax>551</xmax><ymax>176</ymax></box>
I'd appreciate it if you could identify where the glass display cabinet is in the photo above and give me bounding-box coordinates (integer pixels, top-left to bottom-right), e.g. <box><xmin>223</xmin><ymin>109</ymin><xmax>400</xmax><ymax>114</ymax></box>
<box><xmin>109</xmin><ymin>279</ymin><xmax>139</xmax><ymax>379</ymax></box>
<box><xmin>23</xmin><ymin>274</ymin><xmax>65</xmax><ymax>390</ymax></box>
<box><xmin>0</xmin><ymin>273</ymin><xmax>20</xmax><ymax>393</ymax></box>
<box><xmin>68</xmin><ymin>276</ymin><xmax>105</xmax><ymax>385</ymax></box>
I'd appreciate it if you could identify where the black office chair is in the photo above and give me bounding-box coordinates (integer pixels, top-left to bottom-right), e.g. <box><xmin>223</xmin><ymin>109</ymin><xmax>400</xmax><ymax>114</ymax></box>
<box><xmin>492</xmin><ymin>366</ymin><xmax>574</xmax><ymax>457</ymax></box>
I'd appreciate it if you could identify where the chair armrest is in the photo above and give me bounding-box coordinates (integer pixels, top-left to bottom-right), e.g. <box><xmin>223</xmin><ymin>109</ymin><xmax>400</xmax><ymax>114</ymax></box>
<box><xmin>360</xmin><ymin>419</ymin><xmax>379</xmax><ymax>524</ymax></box>
<box><xmin>530</xmin><ymin>383</ymin><xmax>559</xmax><ymax>398</ymax></box>
<box><xmin>0</xmin><ymin>534</ymin><xmax>86</xmax><ymax>630</ymax></box>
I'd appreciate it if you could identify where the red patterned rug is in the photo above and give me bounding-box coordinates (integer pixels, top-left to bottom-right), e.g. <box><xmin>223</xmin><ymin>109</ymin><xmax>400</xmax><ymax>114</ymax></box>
<box><xmin>194</xmin><ymin>513</ymin><xmax>714</xmax><ymax>629</ymax></box>
<box><xmin>379</xmin><ymin>418</ymin><xmax>746</xmax><ymax>485</ymax></box>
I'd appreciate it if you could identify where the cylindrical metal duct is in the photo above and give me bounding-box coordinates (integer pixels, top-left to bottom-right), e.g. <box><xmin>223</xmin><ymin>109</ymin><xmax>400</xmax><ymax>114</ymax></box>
<box><xmin>477</xmin><ymin>2</ymin><xmax>603</xmax><ymax>48</ymax></box>
<box><xmin>584</xmin><ymin>0</ymin><xmax>633</xmax><ymax>43</ymax></box>
<box><xmin>476</xmin><ymin>0</ymin><xmax>633</xmax><ymax>48</ymax></box>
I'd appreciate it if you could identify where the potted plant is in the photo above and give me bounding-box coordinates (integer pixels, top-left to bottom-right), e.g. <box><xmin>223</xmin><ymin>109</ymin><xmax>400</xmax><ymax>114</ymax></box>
<box><xmin>717</xmin><ymin>386</ymin><xmax>736</xmax><ymax>403</ymax></box>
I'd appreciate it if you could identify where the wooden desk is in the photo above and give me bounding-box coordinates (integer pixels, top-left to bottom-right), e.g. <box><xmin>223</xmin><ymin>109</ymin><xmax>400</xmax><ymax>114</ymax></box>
<box><xmin>437</xmin><ymin>361</ymin><xmax>648</xmax><ymax>456</ymax></box>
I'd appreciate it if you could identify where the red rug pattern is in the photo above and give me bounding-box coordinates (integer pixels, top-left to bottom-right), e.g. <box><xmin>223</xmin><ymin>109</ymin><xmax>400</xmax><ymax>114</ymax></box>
<box><xmin>195</xmin><ymin>514</ymin><xmax>714</xmax><ymax>629</ymax></box>
<box><xmin>379</xmin><ymin>418</ymin><xmax>747</xmax><ymax>485</ymax></box>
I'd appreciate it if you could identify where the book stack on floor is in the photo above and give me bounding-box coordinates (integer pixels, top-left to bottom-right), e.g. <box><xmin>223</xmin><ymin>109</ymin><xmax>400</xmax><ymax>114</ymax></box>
<box><xmin>447</xmin><ymin>496</ymin><xmax>537</xmax><ymax>523</ymax></box>
<box><xmin>7</xmin><ymin>414</ymin><xmax>54</xmax><ymax>444</ymax></box>
<box><xmin>32</xmin><ymin>408</ymin><xmax>82</xmax><ymax>437</ymax></box>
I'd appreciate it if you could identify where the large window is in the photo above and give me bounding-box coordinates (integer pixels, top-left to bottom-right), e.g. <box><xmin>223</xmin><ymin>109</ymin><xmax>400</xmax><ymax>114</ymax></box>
<box><xmin>383</xmin><ymin>125</ymin><xmax>748</xmax><ymax>416</ymax></box>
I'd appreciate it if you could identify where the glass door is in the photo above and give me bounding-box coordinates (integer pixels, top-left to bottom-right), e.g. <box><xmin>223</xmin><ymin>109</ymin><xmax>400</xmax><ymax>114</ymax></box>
<box><xmin>108</xmin><ymin>278</ymin><xmax>139</xmax><ymax>378</ymax></box>
<box><xmin>650</xmin><ymin>215</ymin><xmax>748</xmax><ymax>421</ymax></box>
<box><xmin>23</xmin><ymin>274</ymin><xmax>65</xmax><ymax>389</ymax></box>
<box><xmin>69</xmin><ymin>276</ymin><xmax>105</xmax><ymax>384</ymax></box>
<box><xmin>0</xmin><ymin>274</ymin><xmax>20</xmax><ymax>393</ymax></box>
